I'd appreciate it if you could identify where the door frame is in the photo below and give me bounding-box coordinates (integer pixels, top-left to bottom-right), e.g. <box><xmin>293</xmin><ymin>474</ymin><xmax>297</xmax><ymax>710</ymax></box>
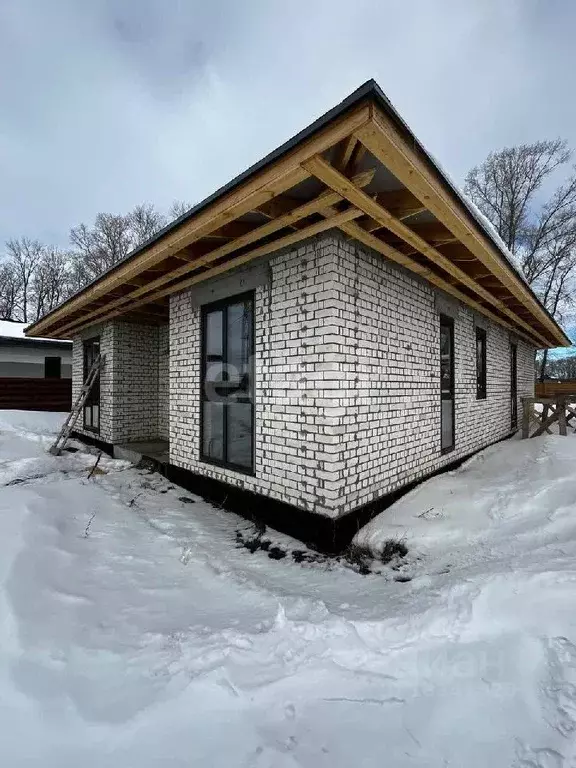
<box><xmin>199</xmin><ymin>290</ymin><xmax>255</xmax><ymax>475</ymax></box>
<box><xmin>83</xmin><ymin>336</ymin><xmax>101</xmax><ymax>433</ymax></box>
<box><xmin>510</xmin><ymin>342</ymin><xmax>518</xmax><ymax>431</ymax></box>
<box><xmin>440</xmin><ymin>315</ymin><xmax>455</xmax><ymax>454</ymax></box>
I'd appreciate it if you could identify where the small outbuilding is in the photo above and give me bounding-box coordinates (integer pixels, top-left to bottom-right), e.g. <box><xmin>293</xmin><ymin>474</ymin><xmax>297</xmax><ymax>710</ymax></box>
<box><xmin>0</xmin><ymin>320</ymin><xmax>72</xmax><ymax>411</ymax></box>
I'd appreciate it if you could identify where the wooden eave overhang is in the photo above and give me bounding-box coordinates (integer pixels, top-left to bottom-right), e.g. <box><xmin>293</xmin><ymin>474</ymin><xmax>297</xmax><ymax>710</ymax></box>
<box><xmin>26</xmin><ymin>80</ymin><xmax>570</xmax><ymax>349</ymax></box>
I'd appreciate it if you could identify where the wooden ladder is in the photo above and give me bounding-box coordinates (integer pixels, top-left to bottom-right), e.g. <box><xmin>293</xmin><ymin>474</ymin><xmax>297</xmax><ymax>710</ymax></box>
<box><xmin>49</xmin><ymin>353</ymin><xmax>104</xmax><ymax>456</ymax></box>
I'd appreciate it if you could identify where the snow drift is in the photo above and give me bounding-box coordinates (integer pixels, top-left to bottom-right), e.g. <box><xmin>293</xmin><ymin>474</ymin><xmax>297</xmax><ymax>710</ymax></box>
<box><xmin>1</xmin><ymin>411</ymin><xmax>576</xmax><ymax>766</ymax></box>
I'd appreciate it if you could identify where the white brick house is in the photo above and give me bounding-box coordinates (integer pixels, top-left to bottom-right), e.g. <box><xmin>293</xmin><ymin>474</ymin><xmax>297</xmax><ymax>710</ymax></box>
<box><xmin>27</xmin><ymin>80</ymin><xmax>569</xmax><ymax>546</ymax></box>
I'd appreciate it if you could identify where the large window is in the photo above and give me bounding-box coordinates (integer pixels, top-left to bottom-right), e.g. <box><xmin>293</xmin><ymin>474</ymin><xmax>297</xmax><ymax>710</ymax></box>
<box><xmin>200</xmin><ymin>293</ymin><xmax>254</xmax><ymax>473</ymax></box>
<box><xmin>83</xmin><ymin>337</ymin><xmax>100</xmax><ymax>433</ymax></box>
<box><xmin>476</xmin><ymin>327</ymin><xmax>487</xmax><ymax>400</ymax></box>
<box><xmin>44</xmin><ymin>356</ymin><xmax>61</xmax><ymax>378</ymax></box>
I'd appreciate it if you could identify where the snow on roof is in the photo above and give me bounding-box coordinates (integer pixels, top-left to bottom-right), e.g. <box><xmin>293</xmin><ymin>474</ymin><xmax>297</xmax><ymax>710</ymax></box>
<box><xmin>0</xmin><ymin>320</ymin><xmax>71</xmax><ymax>343</ymax></box>
<box><xmin>421</xmin><ymin>147</ymin><xmax>532</xmax><ymax>288</ymax></box>
<box><xmin>426</xmin><ymin>152</ymin><xmax>542</xmax><ymax>295</ymax></box>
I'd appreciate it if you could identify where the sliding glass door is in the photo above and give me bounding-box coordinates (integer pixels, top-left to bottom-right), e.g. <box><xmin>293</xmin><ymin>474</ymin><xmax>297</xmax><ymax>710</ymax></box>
<box><xmin>440</xmin><ymin>316</ymin><xmax>455</xmax><ymax>453</ymax></box>
<box><xmin>200</xmin><ymin>293</ymin><xmax>254</xmax><ymax>472</ymax></box>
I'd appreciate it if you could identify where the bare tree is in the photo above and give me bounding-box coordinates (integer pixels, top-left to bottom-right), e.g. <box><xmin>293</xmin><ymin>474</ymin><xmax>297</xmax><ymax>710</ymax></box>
<box><xmin>30</xmin><ymin>247</ymin><xmax>72</xmax><ymax>320</ymax></box>
<box><xmin>0</xmin><ymin>260</ymin><xmax>20</xmax><ymax>320</ymax></box>
<box><xmin>128</xmin><ymin>203</ymin><xmax>166</xmax><ymax>246</ymax></box>
<box><xmin>3</xmin><ymin>198</ymin><xmax>195</xmax><ymax>323</ymax></box>
<box><xmin>168</xmin><ymin>200</ymin><xmax>192</xmax><ymax>220</ymax></box>
<box><xmin>6</xmin><ymin>238</ymin><xmax>45</xmax><ymax>322</ymax></box>
<box><xmin>546</xmin><ymin>352</ymin><xmax>576</xmax><ymax>379</ymax></box>
<box><xmin>70</xmin><ymin>213</ymin><xmax>133</xmax><ymax>283</ymax></box>
<box><xmin>465</xmin><ymin>140</ymin><xmax>573</xmax><ymax>252</ymax></box>
<box><xmin>465</xmin><ymin>140</ymin><xmax>576</xmax><ymax>378</ymax></box>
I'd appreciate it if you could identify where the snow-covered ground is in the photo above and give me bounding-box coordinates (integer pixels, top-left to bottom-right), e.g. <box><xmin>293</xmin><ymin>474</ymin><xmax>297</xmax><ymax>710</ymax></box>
<box><xmin>2</xmin><ymin>410</ymin><xmax>576</xmax><ymax>767</ymax></box>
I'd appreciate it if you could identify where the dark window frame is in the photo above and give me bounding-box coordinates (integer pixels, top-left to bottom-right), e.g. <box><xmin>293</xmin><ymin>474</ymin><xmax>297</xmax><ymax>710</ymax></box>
<box><xmin>44</xmin><ymin>356</ymin><xmax>61</xmax><ymax>379</ymax></box>
<box><xmin>200</xmin><ymin>291</ymin><xmax>255</xmax><ymax>475</ymax></box>
<box><xmin>440</xmin><ymin>314</ymin><xmax>455</xmax><ymax>455</ymax></box>
<box><xmin>83</xmin><ymin>336</ymin><xmax>100</xmax><ymax>434</ymax></box>
<box><xmin>510</xmin><ymin>342</ymin><xmax>518</xmax><ymax>430</ymax></box>
<box><xmin>476</xmin><ymin>326</ymin><xmax>487</xmax><ymax>400</ymax></box>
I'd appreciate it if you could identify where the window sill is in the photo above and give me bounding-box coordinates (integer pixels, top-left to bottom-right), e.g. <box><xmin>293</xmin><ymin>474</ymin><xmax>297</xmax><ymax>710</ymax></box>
<box><xmin>199</xmin><ymin>455</ymin><xmax>255</xmax><ymax>478</ymax></box>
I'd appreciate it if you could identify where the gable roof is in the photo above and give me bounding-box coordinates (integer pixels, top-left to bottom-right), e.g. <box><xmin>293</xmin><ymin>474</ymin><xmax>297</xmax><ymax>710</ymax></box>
<box><xmin>26</xmin><ymin>80</ymin><xmax>570</xmax><ymax>348</ymax></box>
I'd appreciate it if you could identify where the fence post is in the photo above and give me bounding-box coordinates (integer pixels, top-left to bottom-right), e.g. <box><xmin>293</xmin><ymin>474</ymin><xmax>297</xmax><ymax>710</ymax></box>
<box><xmin>558</xmin><ymin>396</ymin><xmax>568</xmax><ymax>436</ymax></box>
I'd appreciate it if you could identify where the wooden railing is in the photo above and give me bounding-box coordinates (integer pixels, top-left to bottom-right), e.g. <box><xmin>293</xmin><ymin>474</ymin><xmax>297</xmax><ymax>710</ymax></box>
<box><xmin>522</xmin><ymin>395</ymin><xmax>576</xmax><ymax>438</ymax></box>
<box><xmin>0</xmin><ymin>377</ymin><xmax>71</xmax><ymax>411</ymax></box>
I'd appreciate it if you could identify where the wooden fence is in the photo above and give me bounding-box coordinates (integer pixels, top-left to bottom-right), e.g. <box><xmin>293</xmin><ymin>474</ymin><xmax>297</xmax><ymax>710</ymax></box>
<box><xmin>0</xmin><ymin>377</ymin><xmax>71</xmax><ymax>411</ymax></box>
<box><xmin>535</xmin><ymin>380</ymin><xmax>576</xmax><ymax>397</ymax></box>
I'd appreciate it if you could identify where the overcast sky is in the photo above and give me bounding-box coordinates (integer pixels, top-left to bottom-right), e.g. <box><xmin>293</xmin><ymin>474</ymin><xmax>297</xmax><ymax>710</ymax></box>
<box><xmin>1</xmin><ymin>0</ymin><xmax>575</xmax><ymax>249</ymax></box>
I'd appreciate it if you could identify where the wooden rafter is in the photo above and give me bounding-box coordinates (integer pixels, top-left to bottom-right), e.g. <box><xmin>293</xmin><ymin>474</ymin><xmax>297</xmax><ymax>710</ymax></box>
<box><xmin>335</xmin><ymin>136</ymin><xmax>358</xmax><ymax>171</ymax></box>
<box><xmin>376</xmin><ymin>189</ymin><xmax>427</xmax><ymax>220</ymax></box>
<box><xmin>354</xmin><ymin>110</ymin><xmax>564</xmax><ymax>346</ymax></box>
<box><xmin>57</xmin><ymin>207</ymin><xmax>364</xmax><ymax>337</ymax></box>
<box><xmin>341</xmin><ymin>219</ymin><xmax>542</xmax><ymax>348</ymax></box>
<box><xmin>302</xmin><ymin>154</ymin><xmax>552</xmax><ymax>348</ymax></box>
<box><xmin>319</xmin><ymin>200</ymin><xmax>542</xmax><ymax>347</ymax></box>
<box><xmin>54</xmin><ymin>170</ymin><xmax>375</xmax><ymax>337</ymax></box>
<box><xmin>25</xmin><ymin>90</ymin><xmax>567</xmax><ymax>349</ymax></box>
<box><xmin>28</xmin><ymin>103</ymin><xmax>371</xmax><ymax>337</ymax></box>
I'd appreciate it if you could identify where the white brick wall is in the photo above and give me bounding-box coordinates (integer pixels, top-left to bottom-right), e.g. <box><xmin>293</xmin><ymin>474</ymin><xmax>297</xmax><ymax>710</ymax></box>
<box><xmin>112</xmin><ymin>322</ymin><xmax>160</xmax><ymax>442</ymax></box>
<box><xmin>330</xmin><ymin>235</ymin><xmax>535</xmax><ymax>513</ymax></box>
<box><xmin>169</xmin><ymin>233</ymin><xmax>535</xmax><ymax>518</ymax></box>
<box><xmin>72</xmin><ymin>233</ymin><xmax>536</xmax><ymax>519</ymax></box>
<box><xmin>72</xmin><ymin>320</ymin><xmax>168</xmax><ymax>444</ymax></box>
<box><xmin>170</xmin><ymin>236</ymin><xmax>347</xmax><ymax>514</ymax></box>
<box><xmin>158</xmin><ymin>324</ymin><xmax>170</xmax><ymax>440</ymax></box>
<box><xmin>72</xmin><ymin>322</ymin><xmax>115</xmax><ymax>443</ymax></box>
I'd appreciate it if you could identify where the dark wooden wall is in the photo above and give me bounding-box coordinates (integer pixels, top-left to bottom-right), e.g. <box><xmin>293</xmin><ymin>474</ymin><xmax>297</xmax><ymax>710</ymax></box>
<box><xmin>0</xmin><ymin>377</ymin><xmax>71</xmax><ymax>411</ymax></box>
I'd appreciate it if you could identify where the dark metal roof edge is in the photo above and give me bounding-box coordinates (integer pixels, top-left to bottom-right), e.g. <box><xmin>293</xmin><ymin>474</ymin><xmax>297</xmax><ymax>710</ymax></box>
<box><xmin>28</xmin><ymin>78</ymin><xmax>569</xmax><ymax>346</ymax></box>
<box><xmin>0</xmin><ymin>336</ymin><xmax>72</xmax><ymax>347</ymax></box>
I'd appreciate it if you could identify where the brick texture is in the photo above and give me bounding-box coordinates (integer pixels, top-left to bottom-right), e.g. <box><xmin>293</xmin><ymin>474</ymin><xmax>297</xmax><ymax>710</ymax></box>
<box><xmin>72</xmin><ymin>320</ymin><xmax>168</xmax><ymax>444</ymax></box>
<box><xmin>158</xmin><ymin>324</ymin><xmax>170</xmax><ymax>440</ymax></box>
<box><xmin>72</xmin><ymin>233</ymin><xmax>536</xmax><ymax>519</ymax></box>
<box><xmin>170</xmin><ymin>233</ymin><xmax>535</xmax><ymax>518</ymax></box>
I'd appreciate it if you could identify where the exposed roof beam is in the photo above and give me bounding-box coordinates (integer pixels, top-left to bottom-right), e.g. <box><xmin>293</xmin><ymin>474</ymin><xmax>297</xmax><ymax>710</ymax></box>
<box><xmin>376</xmin><ymin>189</ymin><xmax>427</xmax><ymax>220</ymax></box>
<box><xmin>336</xmin><ymin>219</ymin><xmax>544</xmax><ymax>348</ymax></box>
<box><xmin>54</xmin><ymin>171</ymin><xmax>375</xmax><ymax>337</ymax></box>
<box><xmin>320</xmin><ymin>202</ymin><xmax>541</xmax><ymax>345</ymax></box>
<box><xmin>58</xmin><ymin>207</ymin><xmax>364</xmax><ymax>337</ymax></box>
<box><xmin>28</xmin><ymin>103</ymin><xmax>371</xmax><ymax>338</ymax></box>
<box><xmin>335</xmin><ymin>136</ymin><xmax>358</xmax><ymax>171</ymax></box>
<box><xmin>253</xmin><ymin>197</ymin><xmax>298</xmax><ymax>220</ymax></box>
<box><xmin>354</xmin><ymin>110</ymin><xmax>566</xmax><ymax>346</ymax></box>
<box><xmin>303</xmin><ymin>154</ymin><xmax>552</xmax><ymax>348</ymax></box>
<box><xmin>322</xmin><ymin>208</ymin><xmax>539</xmax><ymax>347</ymax></box>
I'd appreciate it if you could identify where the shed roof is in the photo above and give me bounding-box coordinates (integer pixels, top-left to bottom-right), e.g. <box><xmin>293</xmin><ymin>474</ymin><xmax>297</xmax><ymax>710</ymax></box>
<box><xmin>0</xmin><ymin>320</ymin><xmax>71</xmax><ymax>345</ymax></box>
